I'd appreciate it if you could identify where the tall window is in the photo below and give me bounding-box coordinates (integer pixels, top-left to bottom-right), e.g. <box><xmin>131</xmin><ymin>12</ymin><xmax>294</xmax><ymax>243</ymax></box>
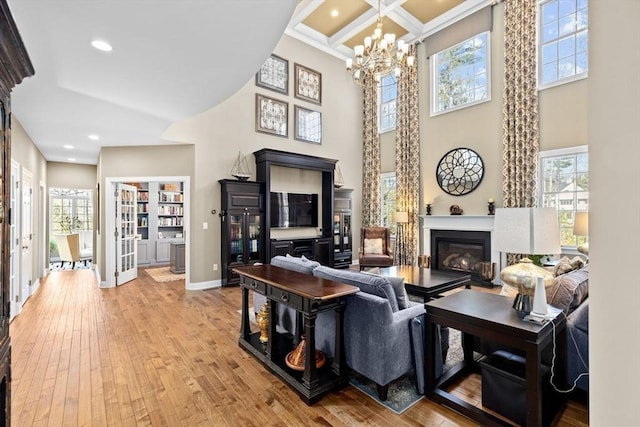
<box><xmin>539</xmin><ymin>146</ymin><xmax>588</xmax><ymax>247</ymax></box>
<box><xmin>539</xmin><ymin>0</ymin><xmax>588</xmax><ymax>88</ymax></box>
<box><xmin>379</xmin><ymin>73</ymin><xmax>397</xmax><ymax>133</ymax></box>
<box><xmin>431</xmin><ymin>31</ymin><xmax>490</xmax><ymax>116</ymax></box>
<box><xmin>50</xmin><ymin>188</ymin><xmax>94</xmax><ymax>234</ymax></box>
<box><xmin>380</xmin><ymin>172</ymin><xmax>397</xmax><ymax>235</ymax></box>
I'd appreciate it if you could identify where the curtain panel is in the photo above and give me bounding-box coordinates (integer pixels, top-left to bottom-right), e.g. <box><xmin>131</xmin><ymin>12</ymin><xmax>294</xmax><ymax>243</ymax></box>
<box><xmin>361</xmin><ymin>75</ymin><xmax>381</xmax><ymax>227</ymax></box>
<box><xmin>502</xmin><ymin>0</ymin><xmax>539</xmax><ymax>209</ymax></box>
<box><xmin>395</xmin><ymin>45</ymin><xmax>420</xmax><ymax>266</ymax></box>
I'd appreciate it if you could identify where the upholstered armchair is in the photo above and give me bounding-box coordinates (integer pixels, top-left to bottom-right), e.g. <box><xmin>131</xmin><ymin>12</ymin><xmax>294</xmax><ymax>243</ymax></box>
<box><xmin>358</xmin><ymin>226</ymin><xmax>394</xmax><ymax>270</ymax></box>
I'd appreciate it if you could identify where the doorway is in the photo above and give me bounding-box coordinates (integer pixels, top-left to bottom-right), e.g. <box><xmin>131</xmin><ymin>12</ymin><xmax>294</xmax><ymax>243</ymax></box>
<box><xmin>104</xmin><ymin>176</ymin><xmax>190</xmax><ymax>288</ymax></box>
<box><xmin>49</xmin><ymin>188</ymin><xmax>94</xmax><ymax>270</ymax></box>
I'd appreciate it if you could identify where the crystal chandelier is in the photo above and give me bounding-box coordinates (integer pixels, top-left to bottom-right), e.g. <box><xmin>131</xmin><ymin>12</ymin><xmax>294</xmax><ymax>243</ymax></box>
<box><xmin>345</xmin><ymin>0</ymin><xmax>415</xmax><ymax>86</ymax></box>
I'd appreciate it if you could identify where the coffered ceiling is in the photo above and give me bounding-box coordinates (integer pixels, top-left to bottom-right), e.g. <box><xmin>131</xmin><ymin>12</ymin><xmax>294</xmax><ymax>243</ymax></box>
<box><xmin>286</xmin><ymin>0</ymin><xmax>491</xmax><ymax>61</ymax></box>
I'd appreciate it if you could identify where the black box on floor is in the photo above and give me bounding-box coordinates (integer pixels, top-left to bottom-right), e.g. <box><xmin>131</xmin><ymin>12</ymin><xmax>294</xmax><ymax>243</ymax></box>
<box><xmin>479</xmin><ymin>350</ymin><xmax>556</xmax><ymax>426</ymax></box>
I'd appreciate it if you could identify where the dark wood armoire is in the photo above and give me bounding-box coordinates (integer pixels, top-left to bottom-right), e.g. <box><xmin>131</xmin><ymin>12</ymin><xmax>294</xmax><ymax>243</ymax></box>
<box><xmin>0</xmin><ymin>1</ymin><xmax>34</xmax><ymax>425</ymax></box>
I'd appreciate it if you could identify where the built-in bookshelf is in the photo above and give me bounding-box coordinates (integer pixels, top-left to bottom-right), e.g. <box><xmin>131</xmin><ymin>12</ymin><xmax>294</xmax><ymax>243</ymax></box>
<box><xmin>157</xmin><ymin>183</ymin><xmax>184</xmax><ymax>239</ymax></box>
<box><xmin>128</xmin><ymin>181</ymin><xmax>185</xmax><ymax>265</ymax></box>
<box><xmin>136</xmin><ymin>183</ymin><xmax>150</xmax><ymax>239</ymax></box>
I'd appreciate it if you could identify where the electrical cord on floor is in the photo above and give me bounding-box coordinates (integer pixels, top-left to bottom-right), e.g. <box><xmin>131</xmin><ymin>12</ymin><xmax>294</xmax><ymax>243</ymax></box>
<box><xmin>549</xmin><ymin>312</ymin><xmax>589</xmax><ymax>394</ymax></box>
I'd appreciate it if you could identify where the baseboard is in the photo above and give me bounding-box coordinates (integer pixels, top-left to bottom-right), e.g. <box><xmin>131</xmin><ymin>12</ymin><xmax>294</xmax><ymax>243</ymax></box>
<box><xmin>187</xmin><ymin>279</ymin><xmax>222</xmax><ymax>291</ymax></box>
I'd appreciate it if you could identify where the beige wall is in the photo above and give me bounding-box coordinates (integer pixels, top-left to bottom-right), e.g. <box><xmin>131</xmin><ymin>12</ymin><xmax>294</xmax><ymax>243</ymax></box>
<box><xmin>97</xmin><ymin>144</ymin><xmax>195</xmax><ymax>279</ymax></box>
<box><xmin>47</xmin><ymin>161</ymin><xmax>96</xmax><ymax>189</ymax></box>
<box><xmin>381</xmin><ymin>4</ymin><xmax>587</xmax><ymax>220</ymax></box>
<box><xmin>11</xmin><ymin>118</ymin><xmax>48</xmax><ymax>281</ymax></box>
<box><xmin>589</xmin><ymin>0</ymin><xmax>640</xmax><ymax>424</ymax></box>
<box><xmin>164</xmin><ymin>34</ymin><xmax>362</xmax><ymax>285</ymax></box>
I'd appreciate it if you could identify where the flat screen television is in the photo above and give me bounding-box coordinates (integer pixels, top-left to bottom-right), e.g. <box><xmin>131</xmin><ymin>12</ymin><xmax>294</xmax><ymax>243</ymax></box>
<box><xmin>270</xmin><ymin>192</ymin><xmax>318</xmax><ymax>228</ymax></box>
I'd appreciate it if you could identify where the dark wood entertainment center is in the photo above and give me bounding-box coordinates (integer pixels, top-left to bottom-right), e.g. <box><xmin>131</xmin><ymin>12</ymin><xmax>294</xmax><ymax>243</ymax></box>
<box><xmin>219</xmin><ymin>149</ymin><xmax>345</xmax><ymax>285</ymax></box>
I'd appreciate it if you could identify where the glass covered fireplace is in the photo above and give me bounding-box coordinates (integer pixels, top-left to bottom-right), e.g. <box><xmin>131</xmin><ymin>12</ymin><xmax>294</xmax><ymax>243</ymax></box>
<box><xmin>431</xmin><ymin>230</ymin><xmax>492</xmax><ymax>282</ymax></box>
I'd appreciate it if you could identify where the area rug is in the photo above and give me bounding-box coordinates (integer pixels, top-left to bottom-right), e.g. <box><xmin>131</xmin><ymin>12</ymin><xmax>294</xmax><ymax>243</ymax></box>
<box><xmin>350</xmin><ymin>373</ymin><xmax>423</xmax><ymax>414</ymax></box>
<box><xmin>145</xmin><ymin>266</ymin><xmax>184</xmax><ymax>282</ymax></box>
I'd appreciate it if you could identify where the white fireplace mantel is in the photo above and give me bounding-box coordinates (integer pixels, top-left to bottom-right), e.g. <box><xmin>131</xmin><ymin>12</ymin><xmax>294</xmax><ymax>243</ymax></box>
<box><xmin>419</xmin><ymin>215</ymin><xmax>499</xmax><ymax>284</ymax></box>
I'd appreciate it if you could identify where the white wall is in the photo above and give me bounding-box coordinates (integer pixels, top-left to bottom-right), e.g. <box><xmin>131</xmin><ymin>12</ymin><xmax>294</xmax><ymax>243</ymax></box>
<box><xmin>589</xmin><ymin>0</ymin><xmax>640</xmax><ymax>424</ymax></box>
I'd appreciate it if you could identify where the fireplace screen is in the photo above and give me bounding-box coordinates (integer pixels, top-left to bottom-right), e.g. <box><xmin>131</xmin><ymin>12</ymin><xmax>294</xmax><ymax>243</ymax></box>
<box><xmin>437</xmin><ymin>241</ymin><xmax>485</xmax><ymax>274</ymax></box>
<box><xmin>431</xmin><ymin>230</ymin><xmax>493</xmax><ymax>282</ymax></box>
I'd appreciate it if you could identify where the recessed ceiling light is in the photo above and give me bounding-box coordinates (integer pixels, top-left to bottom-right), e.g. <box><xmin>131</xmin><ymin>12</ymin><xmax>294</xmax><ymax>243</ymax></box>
<box><xmin>63</xmin><ymin>144</ymin><xmax>74</xmax><ymax>150</ymax></box>
<box><xmin>91</xmin><ymin>40</ymin><xmax>112</xmax><ymax>52</ymax></box>
<box><xmin>88</xmin><ymin>134</ymin><xmax>100</xmax><ymax>141</ymax></box>
<box><xmin>68</xmin><ymin>158</ymin><xmax>76</xmax><ymax>162</ymax></box>
<box><xmin>331</xmin><ymin>9</ymin><xmax>339</xmax><ymax>17</ymax></box>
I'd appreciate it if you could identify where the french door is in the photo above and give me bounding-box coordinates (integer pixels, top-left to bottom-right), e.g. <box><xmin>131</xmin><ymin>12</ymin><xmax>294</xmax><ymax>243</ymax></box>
<box><xmin>116</xmin><ymin>183</ymin><xmax>137</xmax><ymax>285</ymax></box>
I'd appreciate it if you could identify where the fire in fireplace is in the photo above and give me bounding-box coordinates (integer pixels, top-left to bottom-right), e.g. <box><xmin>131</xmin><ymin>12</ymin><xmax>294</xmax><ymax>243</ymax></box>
<box><xmin>431</xmin><ymin>230</ymin><xmax>492</xmax><ymax>282</ymax></box>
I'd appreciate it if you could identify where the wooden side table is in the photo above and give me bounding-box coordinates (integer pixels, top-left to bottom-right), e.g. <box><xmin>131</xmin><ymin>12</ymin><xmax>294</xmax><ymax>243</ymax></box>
<box><xmin>234</xmin><ymin>264</ymin><xmax>358</xmax><ymax>404</ymax></box>
<box><xmin>425</xmin><ymin>290</ymin><xmax>567</xmax><ymax>426</ymax></box>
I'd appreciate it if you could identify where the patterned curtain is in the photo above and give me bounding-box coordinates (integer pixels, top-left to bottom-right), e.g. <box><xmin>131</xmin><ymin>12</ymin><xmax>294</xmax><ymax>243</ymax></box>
<box><xmin>361</xmin><ymin>75</ymin><xmax>381</xmax><ymax>227</ymax></box>
<box><xmin>502</xmin><ymin>0</ymin><xmax>539</xmax><ymax>209</ymax></box>
<box><xmin>395</xmin><ymin>45</ymin><xmax>420</xmax><ymax>266</ymax></box>
<box><xmin>503</xmin><ymin>0</ymin><xmax>539</xmax><ymax>265</ymax></box>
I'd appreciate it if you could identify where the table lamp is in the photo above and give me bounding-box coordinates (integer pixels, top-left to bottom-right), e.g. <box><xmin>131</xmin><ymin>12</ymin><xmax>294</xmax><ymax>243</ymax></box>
<box><xmin>573</xmin><ymin>211</ymin><xmax>589</xmax><ymax>256</ymax></box>
<box><xmin>493</xmin><ymin>207</ymin><xmax>561</xmax><ymax>318</ymax></box>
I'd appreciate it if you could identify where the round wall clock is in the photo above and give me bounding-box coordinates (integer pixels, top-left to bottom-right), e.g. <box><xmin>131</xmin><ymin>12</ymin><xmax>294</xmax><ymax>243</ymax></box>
<box><xmin>436</xmin><ymin>148</ymin><xmax>484</xmax><ymax>196</ymax></box>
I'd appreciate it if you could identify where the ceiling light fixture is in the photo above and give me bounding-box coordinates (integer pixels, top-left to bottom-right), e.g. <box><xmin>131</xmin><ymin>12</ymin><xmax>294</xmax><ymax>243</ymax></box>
<box><xmin>331</xmin><ymin>9</ymin><xmax>339</xmax><ymax>17</ymax></box>
<box><xmin>345</xmin><ymin>0</ymin><xmax>415</xmax><ymax>86</ymax></box>
<box><xmin>68</xmin><ymin>158</ymin><xmax>76</xmax><ymax>162</ymax></box>
<box><xmin>88</xmin><ymin>134</ymin><xmax>100</xmax><ymax>141</ymax></box>
<box><xmin>91</xmin><ymin>40</ymin><xmax>112</xmax><ymax>52</ymax></box>
<box><xmin>63</xmin><ymin>144</ymin><xmax>74</xmax><ymax>149</ymax></box>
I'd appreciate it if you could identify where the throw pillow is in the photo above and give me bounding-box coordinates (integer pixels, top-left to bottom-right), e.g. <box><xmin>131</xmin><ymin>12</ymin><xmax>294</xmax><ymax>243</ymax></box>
<box><xmin>364</xmin><ymin>238</ymin><xmax>383</xmax><ymax>255</ymax></box>
<box><xmin>546</xmin><ymin>264</ymin><xmax>589</xmax><ymax>314</ymax></box>
<box><xmin>362</xmin><ymin>267</ymin><xmax>411</xmax><ymax>310</ymax></box>
<box><xmin>553</xmin><ymin>256</ymin><xmax>586</xmax><ymax>277</ymax></box>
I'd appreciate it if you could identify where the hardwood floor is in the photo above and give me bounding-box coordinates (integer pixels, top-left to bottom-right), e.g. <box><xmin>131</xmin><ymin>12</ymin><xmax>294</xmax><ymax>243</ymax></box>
<box><xmin>10</xmin><ymin>270</ymin><xmax>588</xmax><ymax>426</ymax></box>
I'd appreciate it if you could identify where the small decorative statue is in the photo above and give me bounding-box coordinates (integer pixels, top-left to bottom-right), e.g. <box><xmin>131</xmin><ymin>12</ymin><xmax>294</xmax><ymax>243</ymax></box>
<box><xmin>425</xmin><ymin>203</ymin><xmax>432</xmax><ymax>216</ymax></box>
<box><xmin>488</xmin><ymin>198</ymin><xmax>495</xmax><ymax>215</ymax></box>
<box><xmin>256</xmin><ymin>302</ymin><xmax>270</xmax><ymax>344</ymax></box>
<box><xmin>449</xmin><ymin>205</ymin><xmax>463</xmax><ymax>215</ymax></box>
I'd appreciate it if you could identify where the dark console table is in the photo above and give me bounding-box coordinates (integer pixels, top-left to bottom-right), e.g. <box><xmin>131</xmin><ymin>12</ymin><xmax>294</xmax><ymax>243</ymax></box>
<box><xmin>234</xmin><ymin>264</ymin><xmax>358</xmax><ymax>404</ymax></box>
<box><xmin>425</xmin><ymin>290</ymin><xmax>566</xmax><ymax>426</ymax></box>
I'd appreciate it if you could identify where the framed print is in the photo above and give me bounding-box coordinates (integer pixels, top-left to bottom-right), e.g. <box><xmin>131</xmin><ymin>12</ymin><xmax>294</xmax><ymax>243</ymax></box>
<box><xmin>294</xmin><ymin>63</ymin><xmax>322</xmax><ymax>105</ymax></box>
<box><xmin>294</xmin><ymin>105</ymin><xmax>322</xmax><ymax>144</ymax></box>
<box><xmin>255</xmin><ymin>54</ymin><xmax>288</xmax><ymax>95</ymax></box>
<box><xmin>255</xmin><ymin>93</ymin><xmax>288</xmax><ymax>137</ymax></box>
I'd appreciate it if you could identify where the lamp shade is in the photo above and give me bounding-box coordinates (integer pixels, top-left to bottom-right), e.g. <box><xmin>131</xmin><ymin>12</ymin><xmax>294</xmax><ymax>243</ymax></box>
<box><xmin>393</xmin><ymin>211</ymin><xmax>408</xmax><ymax>223</ymax></box>
<box><xmin>573</xmin><ymin>212</ymin><xmax>589</xmax><ymax>236</ymax></box>
<box><xmin>493</xmin><ymin>207</ymin><xmax>561</xmax><ymax>255</ymax></box>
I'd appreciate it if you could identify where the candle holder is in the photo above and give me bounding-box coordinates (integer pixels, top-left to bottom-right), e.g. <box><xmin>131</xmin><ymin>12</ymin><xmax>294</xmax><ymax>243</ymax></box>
<box><xmin>488</xmin><ymin>201</ymin><xmax>495</xmax><ymax>215</ymax></box>
<box><xmin>425</xmin><ymin>204</ymin><xmax>432</xmax><ymax>215</ymax></box>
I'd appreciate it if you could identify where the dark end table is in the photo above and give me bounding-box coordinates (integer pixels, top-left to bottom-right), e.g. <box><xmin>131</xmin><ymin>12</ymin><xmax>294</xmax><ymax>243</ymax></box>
<box><xmin>425</xmin><ymin>290</ymin><xmax>567</xmax><ymax>426</ymax></box>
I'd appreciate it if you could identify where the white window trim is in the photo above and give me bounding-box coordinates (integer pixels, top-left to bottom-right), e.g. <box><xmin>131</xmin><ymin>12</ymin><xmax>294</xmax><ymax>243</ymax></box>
<box><xmin>537</xmin><ymin>0</ymin><xmax>589</xmax><ymax>91</ymax></box>
<box><xmin>430</xmin><ymin>31</ymin><xmax>492</xmax><ymax>117</ymax></box>
<box><xmin>538</xmin><ymin>144</ymin><xmax>588</xmax><ymax>250</ymax></box>
<box><xmin>378</xmin><ymin>74</ymin><xmax>397</xmax><ymax>134</ymax></box>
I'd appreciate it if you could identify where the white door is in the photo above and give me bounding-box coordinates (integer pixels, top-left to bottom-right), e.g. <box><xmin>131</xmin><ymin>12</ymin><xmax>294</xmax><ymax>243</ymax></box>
<box><xmin>116</xmin><ymin>183</ymin><xmax>137</xmax><ymax>285</ymax></box>
<box><xmin>10</xmin><ymin>160</ymin><xmax>20</xmax><ymax>318</ymax></box>
<box><xmin>20</xmin><ymin>168</ymin><xmax>33</xmax><ymax>305</ymax></box>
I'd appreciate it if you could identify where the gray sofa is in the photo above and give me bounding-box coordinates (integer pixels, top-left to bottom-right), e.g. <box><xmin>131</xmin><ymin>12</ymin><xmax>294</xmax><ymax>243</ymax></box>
<box><xmin>252</xmin><ymin>255</ymin><xmax>442</xmax><ymax>400</ymax></box>
<box><xmin>546</xmin><ymin>264</ymin><xmax>589</xmax><ymax>392</ymax></box>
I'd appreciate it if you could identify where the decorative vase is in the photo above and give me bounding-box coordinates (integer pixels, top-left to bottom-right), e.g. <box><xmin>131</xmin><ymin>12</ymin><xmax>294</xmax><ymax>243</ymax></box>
<box><xmin>256</xmin><ymin>302</ymin><xmax>270</xmax><ymax>344</ymax></box>
<box><xmin>501</xmin><ymin>258</ymin><xmax>553</xmax><ymax>318</ymax></box>
<box><xmin>285</xmin><ymin>335</ymin><xmax>326</xmax><ymax>371</ymax></box>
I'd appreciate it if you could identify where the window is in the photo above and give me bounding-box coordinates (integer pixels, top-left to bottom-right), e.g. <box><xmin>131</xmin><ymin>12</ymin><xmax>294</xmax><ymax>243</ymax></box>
<box><xmin>431</xmin><ymin>31</ymin><xmax>490</xmax><ymax>116</ymax></box>
<box><xmin>378</xmin><ymin>73</ymin><xmax>397</xmax><ymax>133</ymax></box>
<box><xmin>539</xmin><ymin>146</ymin><xmax>588</xmax><ymax>247</ymax></box>
<box><xmin>539</xmin><ymin>0</ymin><xmax>588</xmax><ymax>88</ymax></box>
<box><xmin>380</xmin><ymin>172</ymin><xmax>397</xmax><ymax>235</ymax></box>
<box><xmin>50</xmin><ymin>188</ymin><xmax>94</xmax><ymax>234</ymax></box>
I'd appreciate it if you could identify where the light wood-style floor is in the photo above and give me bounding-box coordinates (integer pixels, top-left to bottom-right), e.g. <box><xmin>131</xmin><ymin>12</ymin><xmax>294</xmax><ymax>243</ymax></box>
<box><xmin>10</xmin><ymin>269</ymin><xmax>589</xmax><ymax>426</ymax></box>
